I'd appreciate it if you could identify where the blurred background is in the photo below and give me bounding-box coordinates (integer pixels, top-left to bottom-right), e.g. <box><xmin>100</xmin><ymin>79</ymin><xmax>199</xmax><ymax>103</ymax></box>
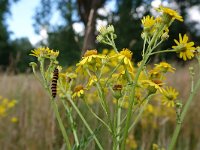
<box><xmin>0</xmin><ymin>0</ymin><xmax>200</xmax><ymax>150</ymax></box>
<box><xmin>1</xmin><ymin>0</ymin><xmax>200</xmax><ymax>72</ymax></box>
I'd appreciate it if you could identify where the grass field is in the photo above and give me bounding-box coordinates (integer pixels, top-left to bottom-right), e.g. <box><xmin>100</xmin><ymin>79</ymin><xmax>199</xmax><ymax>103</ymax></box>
<box><xmin>0</xmin><ymin>62</ymin><xmax>200</xmax><ymax>150</ymax></box>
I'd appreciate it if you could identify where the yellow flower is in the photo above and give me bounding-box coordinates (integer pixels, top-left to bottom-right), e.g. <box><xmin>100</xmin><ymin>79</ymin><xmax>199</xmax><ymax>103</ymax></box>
<box><xmin>149</xmin><ymin>69</ymin><xmax>162</xmax><ymax>79</ymax></box>
<box><xmin>141</xmin><ymin>15</ymin><xmax>156</xmax><ymax>28</ymax></box>
<box><xmin>87</xmin><ymin>76</ymin><xmax>98</xmax><ymax>87</ymax></box>
<box><xmin>30</xmin><ymin>47</ymin><xmax>59</xmax><ymax>58</ymax></box>
<box><xmin>162</xmin><ymin>87</ymin><xmax>179</xmax><ymax>107</ymax></box>
<box><xmin>141</xmin><ymin>80</ymin><xmax>163</xmax><ymax>94</ymax></box>
<box><xmin>72</xmin><ymin>85</ymin><xmax>85</xmax><ymax>98</ymax></box>
<box><xmin>154</xmin><ymin>62</ymin><xmax>175</xmax><ymax>73</ymax></box>
<box><xmin>172</xmin><ymin>34</ymin><xmax>196</xmax><ymax>61</ymax></box>
<box><xmin>126</xmin><ymin>135</ymin><xmax>137</xmax><ymax>149</ymax></box>
<box><xmin>0</xmin><ymin>106</ymin><xmax>6</xmax><ymax>117</ymax></box>
<box><xmin>76</xmin><ymin>49</ymin><xmax>105</xmax><ymax>66</ymax></box>
<box><xmin>7</xmin><ymin>100</ymin><xmax>17</xmax><ymax>108</ymax></box>
<box><xmin>11</xmin><ymin>117</ymin><xmax>18</xmax><ymax>123</ymax></box>
<box><xmin>157</xmin><ymin>6</ymin><xmax>183</xmax><ymax>22</ymax></box>
<box><xmin>152</xmin><ymin>143</ymin><xmax>165</xmax><ymax>150</ymax></box>
<box><xmin>115</xmin><ymin>48</ymin><xmax>134</xmax><ymax>71</ymax></box>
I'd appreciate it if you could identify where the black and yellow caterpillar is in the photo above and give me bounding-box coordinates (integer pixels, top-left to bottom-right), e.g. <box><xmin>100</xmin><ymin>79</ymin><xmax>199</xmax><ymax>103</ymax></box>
<box><xmin>51</xmin><ymin>68</ymin><xmax>59</xmax><ymax>98</ymax></box>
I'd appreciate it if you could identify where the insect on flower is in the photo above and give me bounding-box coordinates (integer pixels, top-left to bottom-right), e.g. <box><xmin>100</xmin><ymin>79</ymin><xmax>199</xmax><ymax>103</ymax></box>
<box><xmin>51</xmin><ymin>68</ymin><xmax>59</xmax><ymax>98</ymax></box>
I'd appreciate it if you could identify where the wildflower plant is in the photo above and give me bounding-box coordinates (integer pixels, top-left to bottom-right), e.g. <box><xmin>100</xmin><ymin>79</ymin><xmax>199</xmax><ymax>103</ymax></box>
<box><xmin>30</xmin><ymin>6</ymin><xmax>200</xmax><ymax>150</ymax></box>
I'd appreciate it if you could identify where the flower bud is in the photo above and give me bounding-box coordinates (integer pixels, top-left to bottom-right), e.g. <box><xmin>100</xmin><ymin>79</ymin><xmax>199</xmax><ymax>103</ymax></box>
<box><xmin>112</xmin><ymin>84</ymin><xmax>123</xmax><ymax>99</ymax></box>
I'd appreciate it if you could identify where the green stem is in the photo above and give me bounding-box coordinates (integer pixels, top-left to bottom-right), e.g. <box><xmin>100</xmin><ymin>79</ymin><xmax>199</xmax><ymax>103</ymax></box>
<box><xmin>51</xmin><ymin>99</ymin><xmax>72</xmax><ymax>149</ymax></box>
<box><xmin>168</xmin><ymin>77</ymin><xmax>200</xmax><ymax>150</ymax></box>
<box><xmin>83</xmin><ymin>97</ymin><xmax>111</xmax><ymax>133</ymax></box>
<box><xmin>66</xmin><ymin>94</ymin><xmax>104</xmax><ymax>150</ymax></box>
<box><xmin>105</xmin><ymin>60</ymin><xmax>123</xmax><ymax>86</ymax></box>
<box><xmin>61</xmin><ymin>100</ymin><xmax>79</xmax><ymax>147</ymax></box>
<box><xmin>96</xmin><ymin>82</ymin><xmax>114</xmax><ymax>132</ymax></box>
<box><xmin>142</xmin><ymin>38</ymin><xmax>147</xmax><ymax>57</ymax></box>
<box><xmin>152</xmin><ymin>39</ymin><xmax>164</xmax><ymax>52</ymax></box>
<box><xmin>121</xmin><ymin>53</ymin><xmax>149</xmax><ymax>149</ymax></box>
<box><xmin>150</xmin><ymin>49</ymin><xmax>176</xmax><ymax>55</ymax></box>
<box><xmin>86</xmin><ymin>68</ymin><xmax>114</xmax><ymax>133</ymax></box>
<box><xmin>116</xmin><ymin>105</ymin><xmax>122</xmax><ymax>150</ymax></box>
<box><xmin>121</xmin><ymin>24</ymin><xmax>166</xmax><ymax>149</ymax></box>
<box><xmin>111</xmin><ymin>34</ymin><xmax>118</xmax><ymax>53</ymax></box>
<box><xmin>128</xmin><ymin>94</ymin><xmax>153</xmax><ymax>132</ymax></box>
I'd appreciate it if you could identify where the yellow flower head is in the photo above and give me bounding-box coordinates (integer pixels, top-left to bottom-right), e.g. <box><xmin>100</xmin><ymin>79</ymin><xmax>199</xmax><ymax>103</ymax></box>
<box><xmin>126</xmin><ymin>135</ymin><xmax>137</xmax><ymax>149</ymax></box>
<box><xmin>0</xmin><ymin>97</ymin><xmax>17</xmax><ymax>118</ymax></box>
<box><xmin>155</xmin><ymin>62</ymin><xmax>175</xmax><ymax>73</ymax></box>
<box><xmin>141</xmin><ymin>15</ymin><xmax>156</xmax><ymax>28</ymax></box>
<box><xmin>72</xmin><ymin>85</ymin><xmax>85</xmax><ymax>98</ymax></box>
<box><xmin>157</xmin><ymin>6</ymin><xmax>183</xmax><ymax>22</ymax></box>
<box><xmin>120</xmin><ymin>48</ymin><xmax>132</xmax><ymax>60</ymax></box>
<box><xmin>11</xmin><ymin>117</ymin><xmax>18</xmax><ymax>123</ymax></box>
<box><xmin>30</xmin><ymin>47</ymin><xmax>59</xmax><ymax>58</ymax></box>
<box><xmin>76</xmin><ymin>49</ymin><xmax>105</xmax><ymax>67</ymax></box>
<box><xmin>116</xmin><ymin>48</ymin><xmax>134</xmax><ymax>71</ymax></box>
<box><xmin>152</xmin><ymin>143</ymin><xmax>165</xmax><ymax>150</ymax></box>
<box><xmin>87</xmin><ymin>76</ymin><xmax>98</xmax><ymax>87</ymax></box>
<box><xmin>149</xmin><ymin>69</ymin><xmax>162</xmax><ymax>79</ymax></box>
<box><xmin>162</xmin><ymin>87</ymin><xmax>179</xmax><ymax>107</ymax></box>
<box><xmin>141</xmin><ymin>80</ymin><xmax>163</xmax><ymax>94</ymax></box>
<box><xmin>172</xmin><ymin>34</ymin><xmax>196</xmax><ymax>61</ymax></box>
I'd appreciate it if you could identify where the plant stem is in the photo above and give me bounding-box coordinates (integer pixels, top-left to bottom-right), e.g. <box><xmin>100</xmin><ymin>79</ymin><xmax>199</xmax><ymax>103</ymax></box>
<box><xmin>128</xmin><ymin>94</ymin><xmax>153</xmax><ymax>132</ymax></box>
<box><xmin>66</xmin><ymin>94</ymin><xmax>104</xmax><ymax>150</ymax></box>
<box><xmin>150</xmin><ymin>49</ymin><xmax>176</xmax><ymax>55</ymax></box>
<box><xmin>62</xmin><ymin>100</ymin><xmax>79</xmax><ymax>147</ymax></box>
<box><xmin>116</xmin><ymin>105</ymin><xmax>122</xmax><ymax>150</ymax></box>
<box><xmin>121</xmin><ymin>24</ymin><xmax>165</xmax><ymax>149</ymax></box>
<box><xmin>121</xmin><ymin>53</ymin><xmax>149</xmax><ymax>149</ymax></box>
<box><xmin>84</xmin><ymin>98</ymin><xmax>111</xmax><ymax>133</ymax></box>
<box><xmin>51</xmin><ymin>99</ymin><xmax>72</xmax><ymax>150</ymax></box>
<box><xmin>168</xmin><ymin>77</ymin><xmax>200</xmax><ymax>150</ymax></box>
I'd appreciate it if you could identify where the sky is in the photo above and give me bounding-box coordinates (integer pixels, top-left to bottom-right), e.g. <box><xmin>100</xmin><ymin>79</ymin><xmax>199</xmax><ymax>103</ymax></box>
<box><xmin>7</xmin><ymin>0</ymin><xmax>41</xmax><ymax>45</ymax></box>
<box><xmin>7</xmin><ymin>0</ymin><xmax>200</xmax><ymax>46</ymax></box>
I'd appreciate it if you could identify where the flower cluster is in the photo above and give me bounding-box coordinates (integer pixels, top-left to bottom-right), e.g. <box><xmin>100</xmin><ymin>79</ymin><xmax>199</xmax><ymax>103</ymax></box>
<box><xmin>141</xmin><ymin>6</ymin><xmax>197</xmax><ymax>61</ymax></box>
<box><xmin>30</xmin><ymin>47</ymin><xmax>59</xmax><ymax>59</ymax></box>
<box><xmin>0</xmin><ymin>96</ymin><xmax>18</xmax><ymax>123</ymax></box>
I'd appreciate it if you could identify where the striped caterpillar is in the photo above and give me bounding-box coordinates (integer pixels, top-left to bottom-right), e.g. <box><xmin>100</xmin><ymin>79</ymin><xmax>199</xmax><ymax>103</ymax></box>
<box><xmin>51</xmin><ymin>68</ymin><xmax>59</xmax><ymax>98</ymax></box>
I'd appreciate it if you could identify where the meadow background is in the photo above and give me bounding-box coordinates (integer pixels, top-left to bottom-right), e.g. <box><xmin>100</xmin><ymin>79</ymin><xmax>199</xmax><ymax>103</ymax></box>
<box><xmin>0</xmin><ymin>0</ymin><xmax>200</xmax><ymax>150</ymax></box>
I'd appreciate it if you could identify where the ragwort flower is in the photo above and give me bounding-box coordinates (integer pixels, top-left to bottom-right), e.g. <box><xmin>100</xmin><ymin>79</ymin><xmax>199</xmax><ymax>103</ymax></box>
<box><xmin>115</xmin><ymin>48</ymin><xmax>134</xmax><ymax>71</ymax></box>
<box><xmin>157</xmin><ymin>6</ymin><xmax>183</xmax><ymax>22</ymax></box>
<box><xmin>72</xmin><ymin>85</ymin><xmax>85</xmax><ymax>98</ymax></box>
<box><xmin>30</xmin><ymin>47</ymin><xmax>59</xmax><ymax>59</ymax></box>
<box><xmin>154</xmin><ymin>62</ymin><xmax>175</xmax><ymax>73</ymax></box>
<box><xmin>76</xmin><ymin>49</ymin><xmax>105</xmax><ymax>66</ymax></box>
<box><xmin>172</xmin><ymin>34</ymin><xmax>196</xmax><ymax>61</ymax></box>
<box><xmin>162</xmin><ymin>87</ymin><xmax>179</xmax><ymax>107</ymax></box>
<box><xmin>140</xmin><ymin>80</ymin><xmax>163</xmax><ymax>94</ymax></box>
<box><xmin>141</xmin><ymin>15</ymin><xmax>156</xmax><ymax>28</ymax></box>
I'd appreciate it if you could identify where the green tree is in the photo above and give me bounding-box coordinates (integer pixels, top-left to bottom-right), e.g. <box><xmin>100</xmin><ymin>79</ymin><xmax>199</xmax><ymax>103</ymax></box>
<box><xmin>0</xmin><ymin>0</ymin><xmax>20</xmax><ymax>70</ymax></box>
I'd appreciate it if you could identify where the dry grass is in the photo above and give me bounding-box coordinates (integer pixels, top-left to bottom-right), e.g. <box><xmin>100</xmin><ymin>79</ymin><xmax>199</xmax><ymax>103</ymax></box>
<box><xmin>0</xmin><ymin>63</ymin><xmax>200</xmax><ymax>150</ymax></box>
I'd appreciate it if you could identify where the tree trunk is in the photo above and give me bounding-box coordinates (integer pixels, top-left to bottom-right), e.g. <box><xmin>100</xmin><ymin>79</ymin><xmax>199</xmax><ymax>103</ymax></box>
<box><xmin>77</xmin><ymin>0</ymin><xmax>105</xmax><ymax>56</ymax></box>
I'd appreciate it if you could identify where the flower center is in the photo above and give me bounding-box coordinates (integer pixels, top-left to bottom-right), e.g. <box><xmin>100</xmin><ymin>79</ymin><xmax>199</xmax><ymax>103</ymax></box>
<box><xmin>74</xmin><ymin>85</ymin><xmax>84</xmax><ymax>92</ymax></box>
<box><xmin>166</xmin><ymin>95</ymin><xmax>174</xmax><ymax>101</ymax></box>
<box><xmin>84</xmin><ymin>50</ymin><xmax>98</xmax><ymax>57</ymax></box>
<box><xmin>113</xmin><ymin>84</ymin><xmax>123</xmax><ymax>91</ymax></box>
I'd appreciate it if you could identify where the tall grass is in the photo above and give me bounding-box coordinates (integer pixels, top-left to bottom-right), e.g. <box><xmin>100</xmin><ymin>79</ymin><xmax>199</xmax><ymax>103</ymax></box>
<box><xmin>0</xmin><ymin>62</ymin><xmax>200</xmax><ymax>150</ymax></box>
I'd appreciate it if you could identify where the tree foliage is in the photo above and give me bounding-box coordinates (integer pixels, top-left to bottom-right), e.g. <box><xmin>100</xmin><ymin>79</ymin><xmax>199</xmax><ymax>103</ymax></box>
<box><xmin>0</xmin><ymin>0</ymin><xmax>200</xmax><ymax>71</ymax></box>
